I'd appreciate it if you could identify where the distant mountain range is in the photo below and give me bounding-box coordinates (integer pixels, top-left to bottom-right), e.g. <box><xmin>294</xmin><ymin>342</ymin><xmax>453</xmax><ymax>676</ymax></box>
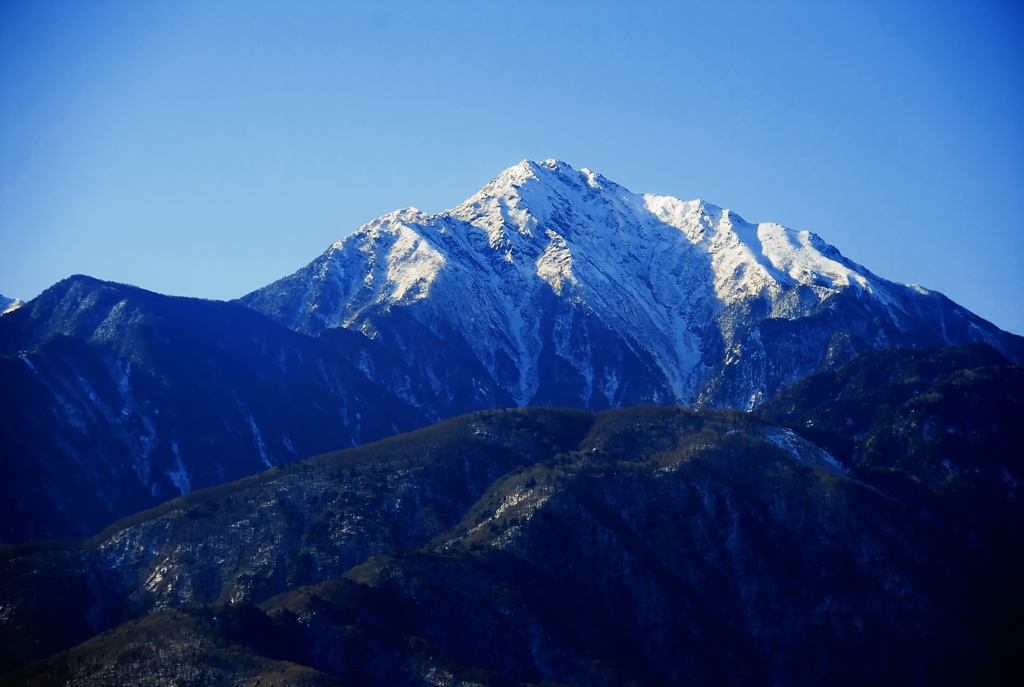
<box><xmin>2</xmin><ymin>160</ymin><xmax>1022</xmax><ymax>546</ymax></box>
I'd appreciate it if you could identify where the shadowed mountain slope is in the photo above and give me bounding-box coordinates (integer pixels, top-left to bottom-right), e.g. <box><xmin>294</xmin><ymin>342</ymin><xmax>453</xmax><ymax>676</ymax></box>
<box><xmin>3</xmin><ymin>345</ymin><xmax>1021</xmax><ymax>685</ymax></box>
<box><xmin>0</xmin><ymin>275</ymin><xmax>428</xmax><ymax>544</ymax></box>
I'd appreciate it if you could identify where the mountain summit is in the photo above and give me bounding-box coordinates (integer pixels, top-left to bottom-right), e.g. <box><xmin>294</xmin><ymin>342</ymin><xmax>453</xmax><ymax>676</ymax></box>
<box><xmin>242</xmin><ymin>159</ymin><xmax>1023</xmax><ymax>412</ymax></box>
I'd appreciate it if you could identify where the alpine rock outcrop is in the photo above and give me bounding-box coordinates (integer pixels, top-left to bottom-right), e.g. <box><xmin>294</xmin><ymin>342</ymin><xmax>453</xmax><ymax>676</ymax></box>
<box><xmin>242</xmin><ymin>160</ymin><xmax>1023</xmax><ymax>414</ymax></box>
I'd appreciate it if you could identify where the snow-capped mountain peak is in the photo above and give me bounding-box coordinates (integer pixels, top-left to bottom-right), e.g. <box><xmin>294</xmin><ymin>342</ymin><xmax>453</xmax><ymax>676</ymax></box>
<box><xmin>241</xmin><ymin>160</ymin><xmax>1023</xmax><ymax>411</ymax></box>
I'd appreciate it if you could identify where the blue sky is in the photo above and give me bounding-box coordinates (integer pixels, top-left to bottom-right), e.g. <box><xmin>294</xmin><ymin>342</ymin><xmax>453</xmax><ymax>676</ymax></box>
<box><xmin>2</xmin><ymin>0</ymin><xmax>1022</xmax><ymax>334</ymax></box>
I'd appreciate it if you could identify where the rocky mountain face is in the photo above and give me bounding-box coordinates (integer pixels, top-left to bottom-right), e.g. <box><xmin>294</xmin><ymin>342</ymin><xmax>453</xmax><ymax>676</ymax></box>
<box><xmin>242</xmin><ymin>159</ymin><xmax>1024</xmax><ymax>414</ymax></box>
<box><xmin>0</xmin><ymin>276</ymin><xmax>428</xmax><ymax>543</ymax></box>
<box><xmin>2</xmin><ymin>343</ymin><xmax>1021</xmax><ymax>686</ymax></box>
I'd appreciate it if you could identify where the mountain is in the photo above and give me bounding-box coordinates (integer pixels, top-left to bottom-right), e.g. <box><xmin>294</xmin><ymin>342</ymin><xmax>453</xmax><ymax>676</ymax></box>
<box><xmin>242</xmin><ymin>159</ymin><xmax>1024</xmax><ymax>414</ymax></box>
<box><xmin>0</xmin><ymin>276</ymin><xmax>428</xmax><ymax>543</ymax></box>
<box><xmin>2</xmin><ymin>343</ymin><xmax>1021</xmax><ymax>686</ymax></box>
<box><xmin>5</xmin><ymin>160</ymin><xmax>1023</xmax><ymax>547</ymax></box>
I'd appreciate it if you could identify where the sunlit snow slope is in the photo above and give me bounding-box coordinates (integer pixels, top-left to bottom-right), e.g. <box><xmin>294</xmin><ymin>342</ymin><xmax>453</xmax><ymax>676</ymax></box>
<box><xmin>242</xmin><ymin>160</ymin><xmax>1023</xmax><ymax>411</ymax></box>
<box><xmin>0</xmin><ymin>294</ymin><xmax>22</xmax><ymax>315</ymax></box>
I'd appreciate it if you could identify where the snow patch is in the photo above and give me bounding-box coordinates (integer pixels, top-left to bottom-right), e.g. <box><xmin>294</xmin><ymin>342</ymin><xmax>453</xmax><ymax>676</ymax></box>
<box><xmin>247</xmin><ymin>414</ymin><xmax>275</xmax><ymax>469</ymax></box>
<box><xmin>761</xmin><ymin>426</ymin><xmax>848</xmax><ymax>476</ymax></box>
<box><xmin>166</xmin><ymin>441</ymin><xmax>192</xmax><ymax>495</ymax></box>
<box><xmin>536</xmin><ymin>229</ymin><xmax>578</xmax><ymax>295</ymax></box>
<box><xmin>1</xmin><ymin>295</ymin><xmax>22</xmax><ymax>314</ymax></box>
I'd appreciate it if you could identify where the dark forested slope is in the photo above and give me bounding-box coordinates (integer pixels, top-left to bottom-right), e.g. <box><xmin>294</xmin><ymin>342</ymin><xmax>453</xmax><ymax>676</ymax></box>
<box><xmin>2</xmin><ymin>343</ymin><xmax>1021</xmax><ymax>686</ymax></box>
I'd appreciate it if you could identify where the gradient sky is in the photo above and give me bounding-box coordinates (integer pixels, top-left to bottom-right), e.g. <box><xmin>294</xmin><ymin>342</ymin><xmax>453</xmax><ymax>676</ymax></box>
<box><xmin>2</xmin><ymin>0</ymin><xmax>1022</xmax><ymax>334</ymax></box>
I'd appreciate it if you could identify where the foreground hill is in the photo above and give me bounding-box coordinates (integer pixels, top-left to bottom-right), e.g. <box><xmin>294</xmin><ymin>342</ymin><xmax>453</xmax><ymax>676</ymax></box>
<box><xmin>2</xmin><ymin>343</ymin><xmax>1021</xmax><ymax>686</ymax></box>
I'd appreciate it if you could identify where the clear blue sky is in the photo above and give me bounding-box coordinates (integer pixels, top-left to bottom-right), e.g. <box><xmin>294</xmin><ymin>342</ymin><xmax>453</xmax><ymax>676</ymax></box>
<box><xmin>2</xmin><ymin>0</ymin><xmax>1022</xmax><ymax>334</ymax></box>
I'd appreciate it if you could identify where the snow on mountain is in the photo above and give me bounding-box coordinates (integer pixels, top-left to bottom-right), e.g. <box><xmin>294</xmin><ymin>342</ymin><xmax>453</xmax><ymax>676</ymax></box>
<box><xmin>1</xmin><ymin>294</ymin><xmax>22</xmax><ymax>315</ymax></box>
<box><xmin>242</xmin><ymin>160</ymin><xmax>1024</xmax><ymax>411</ymax></box>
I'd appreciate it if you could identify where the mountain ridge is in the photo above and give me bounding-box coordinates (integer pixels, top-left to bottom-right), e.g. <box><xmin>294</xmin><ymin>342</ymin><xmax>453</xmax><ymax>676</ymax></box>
<box><xmin>0</xmin><ymin>275</ymin><xmax>428</xmax><ymax>543</ymax></box>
